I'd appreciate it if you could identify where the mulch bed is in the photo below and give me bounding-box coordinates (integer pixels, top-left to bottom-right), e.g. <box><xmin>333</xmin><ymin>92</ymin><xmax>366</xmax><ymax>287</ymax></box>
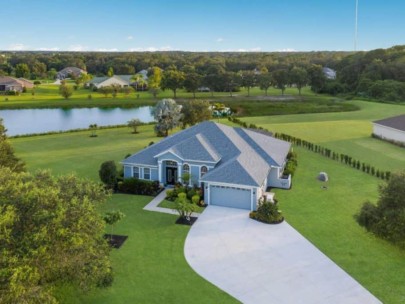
<box><xmin>251</xmin><ymin>217</ymin><xmax>285</xmax><ymax>225</ymax></box>
<box><xmin>175</xmin><ymin>216</ymin><xmax>198</xmax><ymax>226</ymax></box>
<box><xmin>104</xmin><ymin>234</ymin><xmax>128</xmax><ymax>249</ymax></box>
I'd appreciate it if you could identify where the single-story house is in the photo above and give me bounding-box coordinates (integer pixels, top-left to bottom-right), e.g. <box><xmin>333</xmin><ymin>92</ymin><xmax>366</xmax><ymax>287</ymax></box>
<box><xmin>56</xmin><ymin>67</ymin><xmax>87</xmax><ymax>80</ymax></box>
<box><xmin>88</xmin><ymin>75</ymin><xmax>131</xmax><ymax>89</ymax></box>
<box><xmin>0</xmin><ymin>76</ymin><xmax>34</xmax><ymax>92</ymax></box>
<box><xmin>373</xmin><ymin>114</ymin><xmax>405</xmax><ymax>144</ymax></box>
<box><xmin>122</xmin><ymin>121</ymin><xmax>291</xmax><ymax>211</ymax></box>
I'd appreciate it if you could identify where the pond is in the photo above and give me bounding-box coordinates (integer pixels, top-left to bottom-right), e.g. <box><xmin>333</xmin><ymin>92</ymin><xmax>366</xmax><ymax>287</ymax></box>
<box><xmin>0</xmin><ymin>107</ymin><xmax>154</xmax><ymax>136</ymax></box>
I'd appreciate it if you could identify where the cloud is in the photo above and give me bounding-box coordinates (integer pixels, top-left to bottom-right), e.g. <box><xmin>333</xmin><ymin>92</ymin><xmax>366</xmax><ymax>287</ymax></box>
<box><xmin>37</xmin><ymin>47</ymin><xmax>60</xmax><ymax>51</ymax></box>
<box><xmin>129</xmin><ymin>46</ymin><xmax>173</xmax><ymax>52</ymax></box>
<box><xmin>275</xmin><ymin>48</ymin><xmax>297</xmax><ymax>52</ymax></box>
<box><xmin>8</xmin><ymin>43</ymin><xmax>27</xmax><ymax>51</ymax></box>
<box><xmin>127</xmin><ymin>35</ymin><xmax>134</xmax><ymax>40</ymax></box>
<box><xmin>68</xmin><ymin>44</ymin><xmax>88</xmax><ymax>52</ymax></box>
<box><xmin>216</xmin><ymin>37</ymin><xmax>224</xmax><ymax>43</ymax></box>
<box><xmin>94</xmin><ymin>48</ymin><xmax>119</xmax><ymax>52</ymax></box>
<box><xmin>220</xmin><ymin>47</ymin><xmax>262</xmax><ymax>52</ymax></box>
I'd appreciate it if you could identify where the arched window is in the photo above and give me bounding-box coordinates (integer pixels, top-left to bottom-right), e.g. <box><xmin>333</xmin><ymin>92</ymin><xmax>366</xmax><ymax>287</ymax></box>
<box><xmin>200</xmin><ymin>166</ymin><xmax>208</xmax><ymax>177</ymax></box>
<box><xmin>183</xmin><ymin>164</ymin><xmax>190</xmax><ymax>174</ymax></box>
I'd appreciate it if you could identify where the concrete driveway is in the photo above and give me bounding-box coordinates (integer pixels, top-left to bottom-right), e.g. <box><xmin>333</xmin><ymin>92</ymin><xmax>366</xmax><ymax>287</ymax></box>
<box><xmin>184</xmin><ymin>206</ymin><xmax>381</xmax><ymax>304</ymax></box>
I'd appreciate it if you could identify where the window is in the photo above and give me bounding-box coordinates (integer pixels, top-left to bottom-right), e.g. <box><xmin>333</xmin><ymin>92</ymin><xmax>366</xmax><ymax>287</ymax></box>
<box><xmin>183</xmin><ymin>164</ymin><xmax>190</xmax><ymax>174</ymax></box>
<box><xmin>183</xmin><ymin>164</ymin><xmax>190</xmax><ymax>183</ymax></box>
<box><xmin>166</xmin><ymin>160</ymin><xmax>177</xmax><ymax>167</ymax></box>
<box><xmin>200</xmin><ymin>166</ymin><xmax>208</xmax><ymax>177</ymax></box>
<box><xmin>144</xmin><ymin>168</ymin><xmax>151</xmax><ymax>180</ymax></box>
<box><xmin>133</xmin><ymin>167</ymin><xmax>139</xmax><ymax>179</ymax></box>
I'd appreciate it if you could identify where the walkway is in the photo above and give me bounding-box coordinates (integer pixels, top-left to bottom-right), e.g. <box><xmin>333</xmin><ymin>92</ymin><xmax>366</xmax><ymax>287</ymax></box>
<box><xmin>184</xmin><ymin>206</ymin><xmax>381</xmax><ymax>304</ymax></box>
<box><xmin>143</xmin><ymin>189</ymin><xmax>200</xmax><ymax>217</ymax></box>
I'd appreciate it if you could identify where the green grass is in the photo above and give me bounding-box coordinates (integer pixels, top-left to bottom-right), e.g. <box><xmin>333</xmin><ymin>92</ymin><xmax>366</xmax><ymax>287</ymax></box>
<box><xmin>275</xmin><ymin>147</ymin><xmax>405</xmax><ymax>304</ymax></box>
<box><xmin>158</xmin><ymin>199</ymin><xmax>206</xmax><ymax>213</ymax></box>
<box><xmin>11</xmin><ymin>127</ymin><xmax>236</xmax><ymax>303</ymax></box>
<box><xmin>239</xmin><ymin>100</ymin><xmax>405</xmax><ymax>172</ymax></box>
<box><xmin>57</xmin><ymin>194</ymin><xmax>236</xmax><ymax>304</ymax></box>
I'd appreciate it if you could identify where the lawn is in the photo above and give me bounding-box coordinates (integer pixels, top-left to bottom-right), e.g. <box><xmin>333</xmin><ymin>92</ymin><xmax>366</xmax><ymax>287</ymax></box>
<box><xmin>11</xmin><ymin>126</ymin><xmax>237</xmax><ymax>303</ymax></box>
<box><xmin>275</xmin><ymin>147</ymin><xmax>405</xmax><ymax>304</ymax></box>
<box><xmin>239</xmin><ymin>100</ymin><xmax>405</xmax><ymax>172</ymax></box>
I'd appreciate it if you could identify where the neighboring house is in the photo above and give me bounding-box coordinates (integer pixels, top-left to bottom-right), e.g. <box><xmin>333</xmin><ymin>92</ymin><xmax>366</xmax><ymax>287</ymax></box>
<box><xmin>322</xmin><ymin>67</ymin><xmax>337</xmax><ymax>80</ymax></box>
<box><xmin>122</xmin><ymin>121</ymin><xmax>291</xmax><ymax>211</ymax></box>
<box><xmin>373</xmin><ymin>114</ymin><xmax>405</xmax><ymax>144</ymax></box>
<box><xmin>56</xmin><ymin>67</ymin><xmax>87</xmax><ymax>80</ymax></box>
<box><xmin>88</xmin><ymin>75</ymin><xmax>131</xmax><ymax>89</ymax></box>
<box><xmin>0</xmin><ymin>76</ymin><xmax>34</xmax><ymax>92</ymax></box>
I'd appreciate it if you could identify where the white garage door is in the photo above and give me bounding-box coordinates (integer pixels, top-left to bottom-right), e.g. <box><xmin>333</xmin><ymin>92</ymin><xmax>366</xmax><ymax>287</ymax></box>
<box><xmin>210</xmin><ymin>185</ymin><xmax>252</xmax><ymax>210</ymax></box>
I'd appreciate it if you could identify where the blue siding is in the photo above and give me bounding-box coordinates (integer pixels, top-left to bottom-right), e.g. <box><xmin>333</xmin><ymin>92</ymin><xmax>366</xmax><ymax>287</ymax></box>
<box><xmin>190</xmin><ymin>165</ymin><xmax>200</xmax><ymax>186</ymax></box>
<box><xmin>151</xmin><ymin>168</ymin><xmax>158</xmax><ymax>181</ymax></box>
<box><xmin>124</xmin><ymin>166</ymin><xmax>132</xmax><ymax>178</ymax></box>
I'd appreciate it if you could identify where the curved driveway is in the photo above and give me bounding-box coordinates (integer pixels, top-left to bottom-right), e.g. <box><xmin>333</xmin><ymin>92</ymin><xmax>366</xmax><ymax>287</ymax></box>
<box><xmin>184</xmin><ymin>206</ymin><xmax>381</xmax><ymax>304</ymax></box>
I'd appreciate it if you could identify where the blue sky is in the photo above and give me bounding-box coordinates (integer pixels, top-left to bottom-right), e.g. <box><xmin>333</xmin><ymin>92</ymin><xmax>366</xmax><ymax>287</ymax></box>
<box><xmin>1</xmin><ymin>0</ymin><xmax>404</xmax><ymax>52</ymax></box>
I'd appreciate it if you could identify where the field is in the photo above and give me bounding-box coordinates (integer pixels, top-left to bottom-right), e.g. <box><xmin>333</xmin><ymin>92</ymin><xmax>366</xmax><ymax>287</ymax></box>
<box><xmin>0</xmin><ymin>84</ymin><xmax>357</xmax><ymax>118</ymax></box>
<box><xmin>238</xmin><ymin>100</ymin><xmax>405</xmax><ymax>172</ymax></box>
<box><xmin>9</xmin><ymin>100</ymin><xmax>405</xmax><ymax>303</ymax></box>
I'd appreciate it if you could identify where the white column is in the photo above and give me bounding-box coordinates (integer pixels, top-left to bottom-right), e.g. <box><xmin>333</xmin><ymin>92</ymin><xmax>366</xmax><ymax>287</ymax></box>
<box><xmin>177</xmin><ymin>163</ymin><xmax>182</xmax><ymax>183</ymax></box>
<box><xmin>158</xmin><ymin>161</ymin><xmax>162</xmax><ymax>183</ymax></box>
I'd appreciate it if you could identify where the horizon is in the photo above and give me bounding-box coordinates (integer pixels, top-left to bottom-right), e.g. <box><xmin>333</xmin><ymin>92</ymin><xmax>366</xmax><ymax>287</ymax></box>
<box><xmin>1</xmin><ymin>0</ymin><xmax>404</xmax><ymax>53</ymax></box>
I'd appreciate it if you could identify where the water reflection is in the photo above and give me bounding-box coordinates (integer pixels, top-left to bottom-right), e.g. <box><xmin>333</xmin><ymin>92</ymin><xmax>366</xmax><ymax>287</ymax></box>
<box><xmin>0</xmin><ymin>107</ymin><xmax>155</xmax><ymax>136</ymax></box>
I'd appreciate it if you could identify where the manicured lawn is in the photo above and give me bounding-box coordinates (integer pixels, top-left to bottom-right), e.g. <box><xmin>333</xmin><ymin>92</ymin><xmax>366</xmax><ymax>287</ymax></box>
<box><xmin>57</xmin><ymin>194</ymin><xmax>236</xmax><ymax>304</ymax></box>
<box><xmin>240</xmin><ymin>100</ymin><xmax>405</xmax><ymax>172</ymax></box>
<box><xmin>158</xmin><ymin>199</ymin><xmax>206</xmax><ymax>214</ymax></box>
<box><xmin>274</xmin><ymin>147</ymin><xmax>405</xmax><ymax>304</ymax></box>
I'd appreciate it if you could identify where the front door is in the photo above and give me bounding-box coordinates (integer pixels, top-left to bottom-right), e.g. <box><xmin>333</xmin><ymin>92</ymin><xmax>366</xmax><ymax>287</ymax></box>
<box><xmin>166</xmin><ymin>167</ymin><xmax>178</xmax><ymax>185</ymax></box>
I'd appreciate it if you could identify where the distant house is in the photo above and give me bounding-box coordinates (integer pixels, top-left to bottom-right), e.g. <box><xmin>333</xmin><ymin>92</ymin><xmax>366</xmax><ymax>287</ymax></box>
<box><xmin>322</xmin><ymin>67</ymin><xmax>337</xmax><ymax>80</ymax></box>
<box><xmin>373</xmin><ymin>114</ymin><xmax>405</xmax><ymax>144</ymax></box>
<box><xmin>0</xmin><ymin>76</ymin><xmax>34</xmax><ymax>92</ymax></box>
<box><xmin>122</xmin><ymin>121</ymin><xmax>291</xmax><ymax>211</ymax></box>
<box><xmin>87</xmin><ymin>71</ymin><xmax>148</xmax><ymax>90</ymax></box>
<box><xmin>56</xmin><ymin>67</ymin><xmax>87</xmax><ymax>80</ymax></box>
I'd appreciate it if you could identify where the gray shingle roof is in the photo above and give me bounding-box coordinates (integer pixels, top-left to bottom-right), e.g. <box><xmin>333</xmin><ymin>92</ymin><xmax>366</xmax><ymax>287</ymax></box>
<box><xmin>122</xmin><ymin>121</ymin><xmax>290</xmax><ymax>187</ymax></box>
<box><xmin>374</xmin><ymin>114</ymin><xmax>405</xmax><ymax>132</ymax></box>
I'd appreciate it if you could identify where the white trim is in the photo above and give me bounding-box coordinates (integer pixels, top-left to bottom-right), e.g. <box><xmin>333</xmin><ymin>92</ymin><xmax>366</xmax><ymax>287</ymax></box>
<box><xmin>154</xmin><ymin>149</ymin><xmax>184</xmax><ymax>160</ymax></box>
<box><xmin>205</xmin><ymin>181</ymin><xmax>253</xmax><ymax>191</ymax></box>
<box><xmin>132</xmin><ymin>166</ymin><xmax>140</xmax><ymax>179</ymax></box>
<box><xmin>143</xmin><ymin>167</ymin><xmax>151</xmax><ymax>180</ymax></box>
<box><xmin>182</xmin><ymin>163</ymin><xmax>191</xmax><ymax>186</ymax></box>
<box><xmin>122</xmin><ymin>162</ymin><xmax>158</xmax><ymax>168</ymax></box>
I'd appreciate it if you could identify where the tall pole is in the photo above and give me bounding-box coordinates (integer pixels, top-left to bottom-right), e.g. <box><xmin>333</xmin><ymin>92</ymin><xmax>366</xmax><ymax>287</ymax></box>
<box><xmin>355</xmin><ymin>0</ymin><xmax>358</xmax><ymax>51</ymax></box>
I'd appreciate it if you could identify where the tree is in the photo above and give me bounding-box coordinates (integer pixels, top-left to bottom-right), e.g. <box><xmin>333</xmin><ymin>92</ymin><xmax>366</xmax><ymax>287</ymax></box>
<box><xmin>308</xmin><ymin>64</ymin><xmax>326</xmax><ymax>93</ymax></box>
<box><xmin>222</xmin><ymin>72</ymin><xmax>241</xmax><ymax>97</ymax></box>
<box><xmin>272</xmin><ymin>69</ymin><xmax>289</xmax><ymax>95</ymax></box>
<box><xmin>89</xmin><ymin>124</ymin><xmax>98</xmax><ymax>137</ymax></box>
<box><xmin>47</xmin><ymin>68</ymin><xmax>57</xmax><ymax>80</ymax></box>
<box><xmin>99</xmin><ymin>160</ymin><xmax>117</xmax><ymax>189</ymax></box>
<box><xmin>0</xmin><ymin>168</ymin><xmax>112</xmax><ymax>303</ymax></box>
<box><xmin>356</xmin><ymin>171</ymin><xmax>405</xmax><ymax>248</ymax></box>
<box><xmin>258</xmin><ymin>72</ymin><xmax>272</xmax><ymax>96</ymax></box>
<box><xmin>148</xmin><ymin>67</ymin><xmax>162</xmax><ymax>98</ymax></box>
<box><xmin>98</xmin><ymin>86</ymin><xmax>113</xmax><ymax>97</ymax></box>
<box><xmin>103</xmin><ymin>211</ymin><xmax>125</xmax><ymax>240</ymax></box>
<box><xmin>110</xmin><ymin>84</ymin><xmax>120</xmax><ymax>98</ymax></box>
<box><xmin>183</xmin><ymin>72</ymin><xmax>202</xmax><ymax>98</ymax></box>
<box><xmin>181</xmin><ymin>100</ymin><xmax>212</xmax><ymax>127</ymax></box>
<box><xmin>121</xmin><ymin>85</ymin><xmax>134</xmax><ymax>96</ymax></box>
<box><xmin>289</xmin><ymin>66</ymin><xmax>308</xmax><ymax>95</ymax></box>
<box><xmin>161</xmin><ymin>68</ymin><xmax>185</xmax><ymax>98</ymax></box>
<box><xmin>240</xmin><ymin>70</ymin><xmax>256</xmax><ymax>96</ymax></box>
<box><xmin>0</xmin><ymin>119</ymin><xmax>25</xmax><ymax>172</ymax></box>
<box><xmin>131</xmin><ymin>74</ymin><xmax>147</xmax><ymax>91</ymax></box>
<box><xmin>31</xmin><ymin>61</ymin><xmax>47</xmax><ymax>79</ymax></box>
<box><xmin>107</xmin><ymin>67</ymin><xmax>114</xmax><ymax>77</ymax></box>
<box><xmin>75</xmin><ymin>73</ymin><xmax>92</xmax><ymax>86</ymax></box>
<box><xmin>174</xmin><ymin>193</ymin><xmax>197</xmax><ymax>221</ymax></box>
<box><xmin>153</xmin><ymin>99</ymin><xmax>182</xmax><ymax>137</ymax></box>
<box><xmin>127</xmin><ymin>118</ymin><xmax>142</xmax><ymax>134</ymax></box>
<box><xmin>14</xmin><ymin>63</ymin><xmax>30</xmax><ymax>79</ymax></box>
<box><xmin>59</xmin><ymin>84</ymin><xmax>73</xmax><ymax>99</ymax></box>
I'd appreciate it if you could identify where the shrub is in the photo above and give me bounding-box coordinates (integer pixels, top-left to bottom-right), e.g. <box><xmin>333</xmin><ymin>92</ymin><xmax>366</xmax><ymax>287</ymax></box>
<box><xmin>250</xmin><ymin>200</ymin><xmax>283</xmax><ymax>224</ymax></box>
<box><xmin>99</xmin><ymin>160</ymin><xmax>117</xmax><ymax>190</ymax></box>
<box><xmin>191</xmin><ymin>195</ymin><xmax>200</xmax><ymax>205</ymax></box>
<box><xmin>88</xmin><ymin>94</ymin><xmax>92</xmax><ymax>99</ymax></box>
<box><xmin>33</xmin><ymin>80</ymin><xmax>41</xmax><ymax>85</ymax></box>
<box><xmin>118</xmin><ymin>178</ymin><xmax>160</xmax><ymax>196</ymax></box>
<box><xmin>174</xmin><ymin>194</ymin><xmax>197</xmax><ymax>219</ymax></box>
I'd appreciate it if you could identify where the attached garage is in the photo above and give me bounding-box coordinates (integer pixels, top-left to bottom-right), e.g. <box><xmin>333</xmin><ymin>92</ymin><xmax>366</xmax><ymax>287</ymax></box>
<box><xmin>209</xmin><ymin>185</ymin><xmax>252</xmax><ymax>210</ymax></box>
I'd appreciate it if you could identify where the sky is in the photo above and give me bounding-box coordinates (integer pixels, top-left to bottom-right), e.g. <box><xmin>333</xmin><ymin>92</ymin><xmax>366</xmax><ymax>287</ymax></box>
<box><xmin>1</xmin><ymin>0</ymin><xmax>404</xmax><ymax>52</ymax></box>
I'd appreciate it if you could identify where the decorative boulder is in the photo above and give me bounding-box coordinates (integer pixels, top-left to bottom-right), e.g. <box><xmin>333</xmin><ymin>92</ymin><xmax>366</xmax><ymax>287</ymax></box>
<box><xmin>318</xmin><ymin>172</ymin><xmax>328</xmax><ymax>182</ymax></box>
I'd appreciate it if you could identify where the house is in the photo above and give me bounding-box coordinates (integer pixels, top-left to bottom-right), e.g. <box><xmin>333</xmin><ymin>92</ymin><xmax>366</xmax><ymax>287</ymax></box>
<box><xmin>122</xmin><ymin>121</ymin><xmax>291</xmax><ymax>211</ymax></box>
<box><xmin>56</xmin><ymin>67</ymin><xmax>87</xmax><ymax>80</ymax></box>
<box><xmin>88</xmin><ymin>75</ymin><xmax>131</xmax><ymax>89</ymax></box>
<box><xmin>373</xmin><ymin>114</ymin><xmax>405</xmax><ymax>144</ymax></box>
<box><xmin>322</xmin><ymin>67</ymin><xmax>337</xmax><ymax>80</ymax></box>
<box><xmin>0</xmin><ymin>76</ymin><xmax>34</xmax><ymax>92</ymax></box>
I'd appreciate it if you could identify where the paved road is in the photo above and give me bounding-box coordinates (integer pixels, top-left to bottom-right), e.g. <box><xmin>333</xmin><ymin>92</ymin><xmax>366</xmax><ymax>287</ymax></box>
<box><xmin>184</xmin><ymin>206</ymin><xmax>381</xmax><ymax>304</ymax></box>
